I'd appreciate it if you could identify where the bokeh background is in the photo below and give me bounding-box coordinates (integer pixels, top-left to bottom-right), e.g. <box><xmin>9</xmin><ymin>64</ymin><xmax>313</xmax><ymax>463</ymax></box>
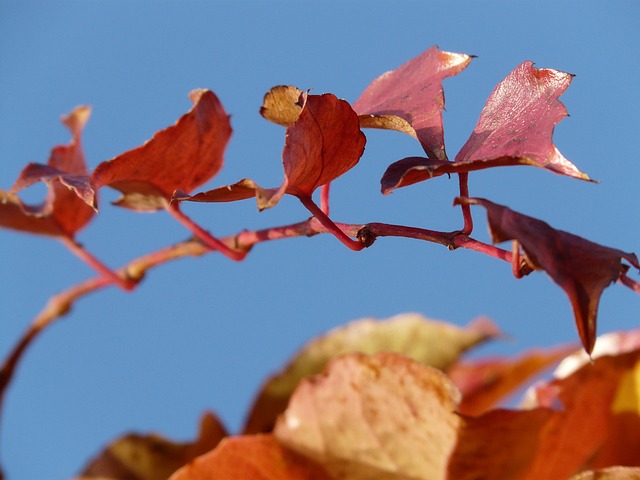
<box><xmin>1</xmin><ymin>1</ymin><xmax>638</xmax><ymax>478</ymax></box>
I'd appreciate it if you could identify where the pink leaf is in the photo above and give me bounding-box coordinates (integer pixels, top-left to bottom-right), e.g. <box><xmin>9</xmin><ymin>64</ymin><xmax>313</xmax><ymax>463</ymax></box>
<box><xmin>381</xmin><ymin>62</ymin><xmax>592</xmax><ymax>193</ymax></box>
<box><xmin>353</xmin><ymin>45</ymin><xmax>472</xmax><ymax>160</ymax></box>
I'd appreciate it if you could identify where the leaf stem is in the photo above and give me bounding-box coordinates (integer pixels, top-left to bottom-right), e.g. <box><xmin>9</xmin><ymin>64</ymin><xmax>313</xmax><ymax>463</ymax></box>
<box><xmin>297</xmin><ymin>194</ymin><xmax>365</xmax><ymax>251</ymax></box>
<box><xmin>320</xmin><ymin>184</ymin><xmax>330</xmax><ymax>215</ymax></box>
<box><xmin>457</xmin><ymin>173</ymin><xmax>473</xmax><ymax>234</ymax></box>
<box><xmin>619</xmin><ymin>272</ymin><xmax>640</xmax><ymax>294</ymax></box>
<box><xmin>60</xmin><ymin>236</ymin><xmax>137</xmax><ymax>291</ymax></box>
<box><xmin>165</xmin><ymin>203</ymin><xmax>247</xmax><ymax>261</ymax></box>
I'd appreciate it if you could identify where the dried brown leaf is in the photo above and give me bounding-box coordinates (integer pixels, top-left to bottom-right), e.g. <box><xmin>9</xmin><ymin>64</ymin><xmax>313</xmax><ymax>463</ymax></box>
<box><xmin>260</xmin><ymin>85</ymin><xmax>304</xmax><ymax>127</ymax></box>
<box><xmin>78</xmin><ymin>412</ymin><xmax>226</xmax><ymax>480</ymax></box>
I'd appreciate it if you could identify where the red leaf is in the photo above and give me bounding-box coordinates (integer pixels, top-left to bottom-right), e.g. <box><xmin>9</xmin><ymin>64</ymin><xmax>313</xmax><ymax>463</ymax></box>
<box><xmin>0</xmin><ymin>106</ymin><xmax>96</xmax><ymax>237</ymax></box>
<box><xmin>381</xmin><ymin>61</ymin><xmax>592</xmax><ymax>193</ymax></box>
<box><xmin>353</xmin><ymin>45</ymin><xmax>472</xmax><ymax>160</ymax></box>
<box><xmin>173</xmin><ymin>93</ymin><xmax>365</xmax><ymax>211</ymax></box>
<box><xmin>168</xmin><ymin>435</ymin><xmax>331</xmax><ymax>480</ymax></box>
<box><xmin>91</xmin><ymin>89</ymin><xmax>231</xmax><ymax>211</ymax></box>
<box><xmin>457</xmin><ymin>197</ymin><xmax>639</xmax><ymax>353</ymax></box>
<box><xmin>282</xmin><ymin>92</ymin><xmax>366</xmax><ymax>198</ymax></box>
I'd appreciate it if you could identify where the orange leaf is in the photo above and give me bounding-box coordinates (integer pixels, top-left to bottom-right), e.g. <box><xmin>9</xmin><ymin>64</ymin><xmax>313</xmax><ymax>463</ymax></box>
<box><xmin>448</xmin><ymin>344</ymin><xmax>574</xmax><ymax>416</ymax></box>
<box><xmin>168</xmin><ymin>435</ymin><xmax>331</xmax><ymax>480</ymax></box>
<box><xmin>447</xmin><ymin>408</ymin><xmax>555</xmax><ymax>480</ymax></box>
<box><xmin>520</xmin><ymin>343</ymin><xmax>640</xmax><ymax>478</ymax></box>
<box><xmin>457</xmin><ymin>197</ymin><xmax>639</xmax><ymax>354</ymax></box>
<box><xmin>91</xmin><ymin>89</ymin><xmax>231</xmax><ymax>211</ymax></box>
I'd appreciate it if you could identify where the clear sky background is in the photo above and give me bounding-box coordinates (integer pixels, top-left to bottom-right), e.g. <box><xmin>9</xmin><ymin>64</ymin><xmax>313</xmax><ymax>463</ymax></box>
<box><xmin>1</xmin><ymin>1</ymin><xmax>639</xmax><ymax>478</ymax></box>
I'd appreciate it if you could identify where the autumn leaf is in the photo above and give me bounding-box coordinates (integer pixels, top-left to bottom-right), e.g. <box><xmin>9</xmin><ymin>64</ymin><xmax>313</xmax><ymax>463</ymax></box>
<box><xmin>168</xmin><ymin>435</ymin><xmax>331</xmax><ymax>480</ymax></box>
<box><xmin>570</xmin><ymin>467</ymin><xmax>640</xmax><ymax>480</ymax></box>
<box><xmin>91</xmin><ymin>89</ymin><xmax>232</xmax><ymax>211</ymax></box>
<box><xmin>517</xmin><ymin>340</ymin><xmax>640</xmax><ymax>478</ymax></box>
<box><xmin>174</xmin><ymin>92</ymin><xmax>366</xmax><ymax>213</ymax></box>
<box><xmin>451</xmin><ymin>331</ymin><xmax>640</xmax><ymax>479</ymax></box>
<box><xmin>275</xmin><ymin>352</ymin><xmax>462</xmax><ymax>480</ymax></box>
<box><xmin>171</xmin><ymin>91</ymin><xmax>368</xmax><ymax>250</ymax></box>
<box><xmin>448</xmin><ymin>407</ymin><xmax>555</xmax><ymax>480</ymax></box>
<box><xmin>77</xmin><ymin>412</ymin><xmax>226</xmax><ymax>480</ymax></box>
<box><xmin>457</xmin><ymin>197</ymin><xmax>639</xmax><ymax>354</ymax></box>
<box><xmin>381</xmin><ymin>61</ymin><xmax>592</xmax><ymax>193</ymax></box>
<box><xmin>259</xmin><ymin>85</ymin><xmax>304</xmax><ymax>127</ymax></box>
<box><xmin>244</xmin><ymin>313</ymin><xmax>499</xmax><ymax>434</ymax></box>
<box><xmin>353</xmin><ymin>45</ymin><xmax>472</xmax><ymax>161</ymax></box>
<box><xmin>448</xmin><ymin>344</ymin><xmax>574</xmax><ymax>416</ymax></box>
<box><xmin>0</xmin><ymin>106</ymin><xmax>96</xmax><ymax>237</ymax></box>
<box><xmin>276</xmin><ymin>91</ymin><xmax>366</xmax><ymax>201</ymax></box>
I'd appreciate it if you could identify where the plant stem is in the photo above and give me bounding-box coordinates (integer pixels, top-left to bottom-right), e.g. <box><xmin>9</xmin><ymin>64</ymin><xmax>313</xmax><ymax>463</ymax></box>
<box><xmin>619</xmin><ymin>272</ymin><xmax>640</xmax><ymax>294</ymax></box>
<box><xmin>165</xmin><ymin>203</ymin><xmax>247</xmax><ymax>261</ymax></box>
<box><xmin>320</xmin><ymin>184</ymin><xmax>330</xmax><ymax>215</ymax></box>
<box><xmin>362</xmin><ymin>222</ymin><xmax>453</xmax><ymax>247</ymax></box>
<box><xmin>60</xmin><ymin>236</ymin><xmax>137</xmax><ymax>291</ymax></box>
<box><xmin>297</xmin><ymin>194</ymin><xmax>365</xmax><ymax>251</ymax></box>
<box><xmin>457</xmin><ymin>173</ymin><xmax>473</xmax><ymax>234</ymax></box>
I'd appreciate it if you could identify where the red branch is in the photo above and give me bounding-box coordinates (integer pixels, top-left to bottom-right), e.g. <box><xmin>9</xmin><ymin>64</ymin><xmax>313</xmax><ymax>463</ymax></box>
<box><xmin>0</xmin><ymin>213</ymin><xmax>629</xmax><ymax>476</ymax></box>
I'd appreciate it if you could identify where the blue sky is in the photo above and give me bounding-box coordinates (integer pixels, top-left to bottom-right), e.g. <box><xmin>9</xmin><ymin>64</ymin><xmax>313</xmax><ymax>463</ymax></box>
<box><xmin>1</xmin><ymin>1</ymin><xmax>639</xmax><ymax>478</ymax></box>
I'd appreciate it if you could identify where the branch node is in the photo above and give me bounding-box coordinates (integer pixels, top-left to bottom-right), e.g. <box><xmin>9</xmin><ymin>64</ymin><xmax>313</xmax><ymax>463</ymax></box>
<box><xmin>357</xmin><ymin>226</ymin><xmax>377</xmax><ymax>248</ymax></box>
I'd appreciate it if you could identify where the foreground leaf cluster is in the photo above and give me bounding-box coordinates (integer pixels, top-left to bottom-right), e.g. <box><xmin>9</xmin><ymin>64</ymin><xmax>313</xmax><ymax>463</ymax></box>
<box><xmin>77</xmin><ymin>314</ymin><xmax>640</xmax><ymax>480</ymax></box>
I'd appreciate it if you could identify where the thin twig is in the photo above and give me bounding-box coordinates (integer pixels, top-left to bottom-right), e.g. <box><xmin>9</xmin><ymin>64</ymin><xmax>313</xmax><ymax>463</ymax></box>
<box><xmin>60</xmin><ymin>236</ymin><xmax>137</xmax><ymax>291</ymax></box>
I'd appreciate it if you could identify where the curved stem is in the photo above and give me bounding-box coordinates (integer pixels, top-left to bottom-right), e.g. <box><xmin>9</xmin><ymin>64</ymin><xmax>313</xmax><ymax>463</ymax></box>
<box><xmin>619</xmin><ymin>272</ymin><xmax>640</xmax><ymax>294</ymax></box>
<box><xmin>512</xmin><ymin>240</ymin><xmax>524</xmax><ymax>278</ymax></box>
<box><xmin>457</xmin><ymin>173</ymin><xmax>473</xmax><ymax>235</ymax></box>
<box><xmin>165</xmin><ymin>203</ymin><xmax>247</xmax><ymax>261</ymax></box>
<box><xmin>320</xmin><ymin>184</ymin><xmax>331</xmax><ymax>215</ymax></box>
<box><xmin>60</xmin><ymin>236</ymin><xmax>137</xmax><ymax>291</ymax></box>
<box><xmin>297</xmin><ymin>194</ymin><xmax>364</xmax><ymax>251</ymax></box>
